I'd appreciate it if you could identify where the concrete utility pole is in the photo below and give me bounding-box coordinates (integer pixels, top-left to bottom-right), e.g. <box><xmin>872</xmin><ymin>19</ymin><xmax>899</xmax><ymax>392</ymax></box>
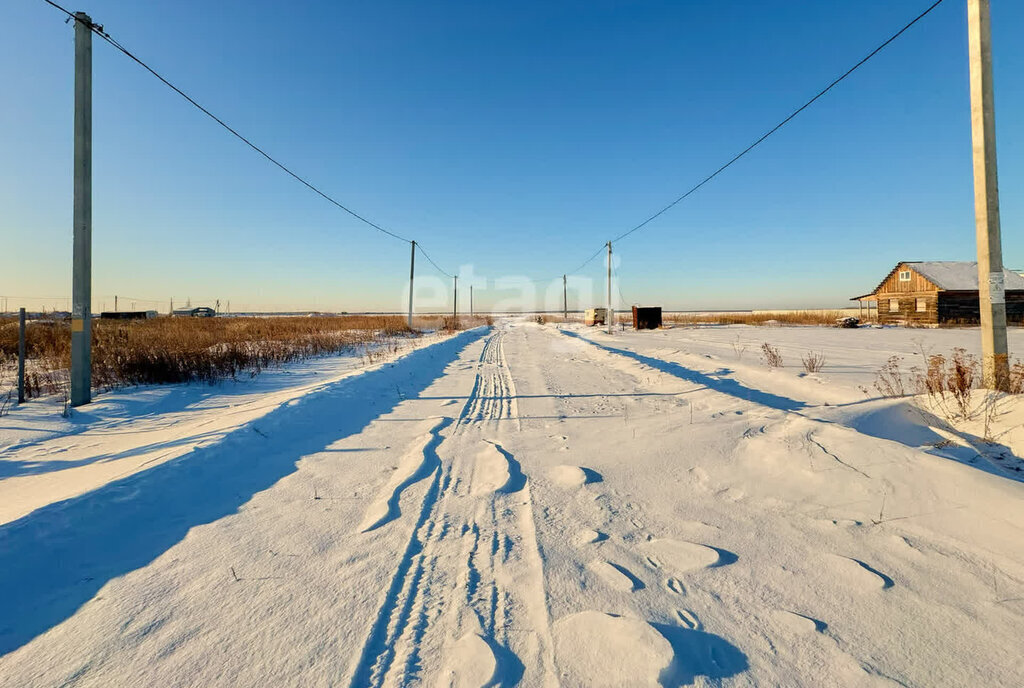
<box><xmin>968</xmin><ymin>0</ymin><xmax>1008</xmax><ymax>390</ymax></box>
<box><xmin>563</xmin><ymin>274</ymin><xmax>568</xmax><ymax>320</ymax></box>
<box><xmin>453</xmin><ymin>276</ymin><xmax>458</xmax><ymax>322</ymax></box>
<box><xmin>170</xmin><ymin>298</ymin><xmax>174</xmax><ymax>315</ymax></box>
<box><xmin>70</xmin><ymin>12</ymin><xmax>93</xmax><ymax>407</ymax></box>
<box><xmin>470</xmin><ymin>285</ymin><xmax>473</xmax><ymax>318</ymax></box>
<box><xmin>113</xmin><ymin>295</ymin><xmax>117</xmax><ymax>312</ymax></box>
<box><xmin>408</xmin><ymin>240</ymin><xmax>416</xmax><ymax>329</ymax></box>
<box><xmin>18</xmin><ymin>308</ymin><xmax>26</xmax><ymax>404</ymax></box>
<box><xmin>606</xmin><ymin>242</ymin><xmax>613</xmax><ymax>335</ymax></box>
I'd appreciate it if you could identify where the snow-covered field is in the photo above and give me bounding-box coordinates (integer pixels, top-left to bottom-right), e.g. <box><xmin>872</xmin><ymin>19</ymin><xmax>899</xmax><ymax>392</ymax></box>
<box><xmin>1</xmin><ymin>320</ymin><xmax>1022</xmax><ymax>687</ymax></box>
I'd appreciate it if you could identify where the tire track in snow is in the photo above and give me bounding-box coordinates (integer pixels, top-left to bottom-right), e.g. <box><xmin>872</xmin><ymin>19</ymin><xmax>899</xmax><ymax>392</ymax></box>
<box><xmin>349</xmin><ymin>326</ymin><xmax>554</xmax><ymax>687</ymax></box>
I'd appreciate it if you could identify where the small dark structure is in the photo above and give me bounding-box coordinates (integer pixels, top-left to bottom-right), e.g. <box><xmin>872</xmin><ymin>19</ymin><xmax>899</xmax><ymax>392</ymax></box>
<box><xmin>100</xmin><ymin>310</ymin><xmax>157</xmax><ymax>320</ymax></box>
<box><xmin>853</xmin><ymin>261</ymin><xmax>1024</xmax><ymax>325</ymax></box>
<box><xmin>631</xmin><ymin>306</ymin><xmax>662</xmax><ymax>330</ymax></box>
<box><xmin>173</xmin><ymin>307</ymin><xmax>216</xmax><ymax>318</ymax></box>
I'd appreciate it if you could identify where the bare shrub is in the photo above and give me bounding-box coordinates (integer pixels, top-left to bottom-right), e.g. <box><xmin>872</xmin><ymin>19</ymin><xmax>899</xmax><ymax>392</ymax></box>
<box><xmin>801</xmin><ymin>351</ymin><xmax>826</xmax><ymax>373</ymax></box>
<box><xmin>874</xmin><ymin>355</ymin><xmax>906</xmax><ymax>397</ymax></box>
<box><xmin>912</xmin><ymin>348</ymin><xmax>979</xmax><ymax>421</ymax></box>
<box><xmin>760</xmin><ymin>343</ymin><xmax>783</xmax><ymax>369</ymax></box>
<box><xmin>732</xmin><ymin>336</ymin><xmax>747</xmax><ymax>361</ymax></box>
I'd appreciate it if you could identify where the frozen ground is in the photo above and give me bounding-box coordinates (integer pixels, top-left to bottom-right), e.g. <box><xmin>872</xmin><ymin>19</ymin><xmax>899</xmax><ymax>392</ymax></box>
<box><xmin>0</xmin><ymin>320</ymin><xmax>1022</xmax><ymax>687</ymax></box>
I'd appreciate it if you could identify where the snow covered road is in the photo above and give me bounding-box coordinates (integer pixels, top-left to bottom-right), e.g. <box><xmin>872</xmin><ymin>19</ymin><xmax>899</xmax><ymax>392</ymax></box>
<box><xmin>1</xmin><ymin>321</ymin><xmax>1022</xmax><ymax>687</ymax></box>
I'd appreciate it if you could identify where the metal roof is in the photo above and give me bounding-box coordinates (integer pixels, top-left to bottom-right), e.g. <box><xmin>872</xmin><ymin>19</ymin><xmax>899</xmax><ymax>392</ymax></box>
<box><xmin>907</xmin><ymin>261</ymin><xmax>1024</xmax><ymax>291</ymax></box>
<box><xmin>853</xmin><ymin>261</ymin><xmax>1024</xmax><ymax>300</ymax></box>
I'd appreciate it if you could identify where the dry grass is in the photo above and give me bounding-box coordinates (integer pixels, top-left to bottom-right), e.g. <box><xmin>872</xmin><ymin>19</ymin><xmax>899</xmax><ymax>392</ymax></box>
<box><xmin>0</xmin><ymin>314</ymin><xmax>495</xmax><ymax>401</ymax></box>
<box><xmin>664</xmin><ymin>310</ymin><xmax>850</xmax><ymax>327</ymax></box>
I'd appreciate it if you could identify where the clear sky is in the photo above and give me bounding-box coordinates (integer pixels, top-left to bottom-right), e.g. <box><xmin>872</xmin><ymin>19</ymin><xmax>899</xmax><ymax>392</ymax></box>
<box><xmin>2</xmin><ymin>0</ymin><xmax>1022</xmax><ymax>313</ymax></box>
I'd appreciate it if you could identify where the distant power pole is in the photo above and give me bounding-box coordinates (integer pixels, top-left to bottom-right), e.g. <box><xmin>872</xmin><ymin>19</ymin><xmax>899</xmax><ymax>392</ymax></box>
<box><xmin>114</xmin><ymin>295</ymin><xmax>118</xmax><ymax>312</ymax></box>
<box><xmin>563</xmin><ymin>274</ymin><xmax>568</xmax><ymax>320</ymax></box>
<box><xmin>968</xmin><ymin>0</ymin><xmax>1008</xmax><ymax>390</ymax></box>
<box><xmin>606</xmin><ymin>242</ymin><xmax>613</xmax><ymax>335</ymax></box>
<box><xmin>18</xmin><ymin>308</ymin><xmax>26</xmax><ymax>404</ymax></box>
<box><xmin>470</xmin><ymin>285</ymin><xmax>474</xmax><ymax>317</ymax></box>
<box><xmin>70</xmin><ymin>12</ymin><xmax>93</xmax><ymax>407</ymax></box>
<box><xmin>169</xmin><ymin>298</ymin><xmax>173</xmax><ymax>315</ymax></box>
<box><xmin>453</xmin><ymin>276</ymin><xmax>458</xmax><ymax>322</ymax></box>
<box><xmin>408</xmin><ymin>240</ymin><xmax>416</xmax><ymax>329</ymax></box>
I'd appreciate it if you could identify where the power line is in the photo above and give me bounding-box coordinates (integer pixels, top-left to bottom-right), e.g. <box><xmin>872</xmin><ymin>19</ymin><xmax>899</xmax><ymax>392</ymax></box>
<box><xmin>610</xmin><ymin>0</ymin><xmax>948</xmax><ymax>244</ymax></box>
<box><xmin>416</xmin><ymin>243</ymin><xmax>454</xmax><ymax>279</ymax></box>
<box><xmin>40</xmin><ymin>0</ymin><xmax>411</xmax><ymax>245</ymax></box>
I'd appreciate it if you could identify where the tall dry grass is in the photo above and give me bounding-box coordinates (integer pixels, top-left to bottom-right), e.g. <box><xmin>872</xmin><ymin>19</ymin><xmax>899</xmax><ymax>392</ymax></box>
<box><xmin>0</xmin><ymin>315</ymin><xmax>440</xmax><ymax>399</ymax></box>
<box><xmin>663</xmin><ymin>310</ymin><xmax>849</xmax><ymax>327</ymax></box>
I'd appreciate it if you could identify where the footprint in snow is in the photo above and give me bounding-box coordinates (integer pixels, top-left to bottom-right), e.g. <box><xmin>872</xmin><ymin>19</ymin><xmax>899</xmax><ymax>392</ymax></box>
<box><xmin>675</xmin><ymin>608</ymin><xmax>701</xmax><ymax>630</ymax></box>
<box><xmin>664</xmin><ymin>577</ymin><xmax>686</xmax><ymax>596</ymax></box>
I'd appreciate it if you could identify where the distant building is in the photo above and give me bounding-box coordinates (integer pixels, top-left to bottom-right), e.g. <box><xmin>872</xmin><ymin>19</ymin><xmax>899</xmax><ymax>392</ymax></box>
<box><xmin>584</xmin><ymin>308</ymin><xmax>608</xmax><ymax>326</ymax></box>
<box><xmin>100</xmin><ymin>310</ymin><xmax>158</xmax><ymax>320</ymax></box>
<box><xmin>852</xmin><ymin>261</ymin><xmax>1024</xmax><ymax>325</ymax></box>
<box><xmin>631</xmin><ymin>306</ymin><xmax>662</xmax><ymax>330</ymax></box>
<box><xmin>173</xmin><ymin>306</ymin><xmax>216</xmax><ymax>318</ymax></box>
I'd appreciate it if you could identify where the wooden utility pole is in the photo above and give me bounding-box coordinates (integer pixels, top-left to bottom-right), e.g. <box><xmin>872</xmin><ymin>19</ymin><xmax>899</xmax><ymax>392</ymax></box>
<box><xmin>563</xmin><ymin>274</ymin><xmax>568</xmax><ymax>320</ymax></box>
<box><xmin>968</xmin><ymin>0</ymin><xmax>1008</xmax><ymax>390</ymax></box>
<box><xmin>606</xmin><ymin>242</ymin><xmax>613</xmax><ymax>335</ymax></box>
<box><xmin>408</xmin><ymin>240</ymin><xmax>416</xmax><ymax>329</ymax></box>
<box><xmin>70</xmin><ymin>12</ymin><xmax>93</xmax><ymax>407</ymax></box>
<box><xmin>453</xmin><ymin>275</ymin><xmax>458</xmax><ymax>323</ymax></box>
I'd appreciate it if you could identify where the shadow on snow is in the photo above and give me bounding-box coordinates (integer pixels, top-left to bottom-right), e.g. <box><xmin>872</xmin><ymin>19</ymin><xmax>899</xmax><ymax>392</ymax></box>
<box><xmin>0</xmin><ymin>328</ymin><xmax>487</xmax><ymax>657</ymax></box>
<box><xmin>561</xmin><ymin>330</ymin><xmax>806</xmax><ymax>412</ymax></box>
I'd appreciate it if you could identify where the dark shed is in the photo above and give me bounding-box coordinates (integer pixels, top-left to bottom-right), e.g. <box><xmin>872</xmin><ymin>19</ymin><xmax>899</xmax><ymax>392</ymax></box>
<box><xmin>632</xmin><ymin>306</ymin><xmax>662</xmax><ymax>330</ymax></box>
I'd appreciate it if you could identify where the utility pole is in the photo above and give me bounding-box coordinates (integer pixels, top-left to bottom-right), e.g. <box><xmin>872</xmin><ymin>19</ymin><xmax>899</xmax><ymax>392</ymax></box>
<box><xmin>408</xmin><ymin>240</ymin><xmax>416</xmax><ymax>329</ymax></box>
<box><xmin>70</xmin><ymin>12</ymin><xmax>93</xmax><ymax>407</ymax></box>
<box><xmin>606</xmin><ymin>242</ymin><xmax>613</xmax><ymax>335</ymax></box>
<box><xmin>170</xmin><ymin>297</ymin><xmax>173</xmax><ymax>315</ymax></box>
<box><xmin>470</xmin><ymin>285</ymin><xmax>474</xmax><ymax>318</ymax></box>
<box><xmin>114</xmin><ymin>295</ymin><xmax>117</xmax><ymax>312</ymax></box>
<box><xmin>968</xmin><ymin>0</ymin><xmax>1008</xmax><ymax>390</ymax></box>
<box><xmin>563</xmin><ymin>274</ymin><xmax>568</xmax><ymax>320</ymax></box>
<box><xmin>18</xmin><ymin>308</ymin><xmax>26</xmax><ymax>404</ymax></box>
<box><xmin>453</xmin><ymin>276</ymin><xmax>458</xmax><ymax>323</ymax></box>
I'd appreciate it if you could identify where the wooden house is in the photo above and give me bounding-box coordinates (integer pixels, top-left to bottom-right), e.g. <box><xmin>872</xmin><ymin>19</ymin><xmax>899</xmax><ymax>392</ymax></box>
<box><xmin>852</xmin><ymin>261</ymin><xmax>1024</xmax><ymax>325</ymax></box>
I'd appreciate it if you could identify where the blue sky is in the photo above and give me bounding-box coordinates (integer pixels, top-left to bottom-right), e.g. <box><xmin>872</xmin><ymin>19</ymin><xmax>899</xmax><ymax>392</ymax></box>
<box><xmin>2</xmin><ymin>0</ymin><xmax>1022</xmax><ymax>312</ymax></box>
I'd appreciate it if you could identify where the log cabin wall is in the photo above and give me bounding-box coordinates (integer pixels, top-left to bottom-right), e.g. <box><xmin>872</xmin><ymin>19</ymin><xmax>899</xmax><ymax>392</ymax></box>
<box><xmin>877</xmin><ymin>293</ymin><xmax>938</xmax><ymax>325</ymax></box>
<box><xmin>938</xmin><ymin>291</ymin><xmax>1024</xmax><ymax>324</ymax></box>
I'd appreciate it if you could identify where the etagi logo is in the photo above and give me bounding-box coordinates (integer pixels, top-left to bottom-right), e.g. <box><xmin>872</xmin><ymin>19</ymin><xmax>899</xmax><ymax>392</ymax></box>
<box><xmin>400</xmin><ymin>258</ymin><xmax>622</xmax><ymax>313</ymax></box>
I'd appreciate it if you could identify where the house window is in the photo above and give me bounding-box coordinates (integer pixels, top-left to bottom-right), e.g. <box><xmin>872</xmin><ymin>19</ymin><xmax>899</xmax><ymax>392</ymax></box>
<box><xmin>916</xmin><ymin>298</ymin><xmax>927</xmax><ymax>313</ymax></box>
<box><xmin>889</xmin><ymin>299</ymin><xmax>900</xmax><ymax>313</ymax></box>
<box><xmin>898</xmin><ymin>270</ymin><xmax>912</xmax><ymax>282</ymax></box>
